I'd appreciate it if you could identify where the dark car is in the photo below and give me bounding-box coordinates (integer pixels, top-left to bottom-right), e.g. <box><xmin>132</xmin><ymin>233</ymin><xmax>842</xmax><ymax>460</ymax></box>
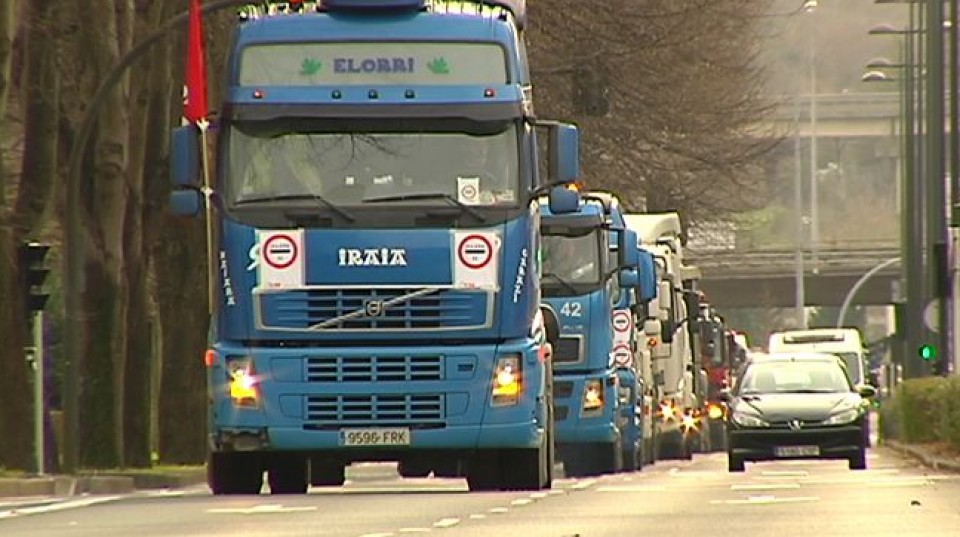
<box><xmin>722</xmin><ymin>353</ymin><xmax>876</xmax><ymax>472</ymax></box>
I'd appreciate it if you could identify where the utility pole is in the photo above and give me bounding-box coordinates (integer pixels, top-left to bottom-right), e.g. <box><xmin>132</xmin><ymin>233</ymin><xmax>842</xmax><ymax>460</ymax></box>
<box><xmin>925</xmin><ymin>0</ymin><xmax>947</xmax><ymax>374</ymax></box>
<box><xmin>794</xmin><ymin>96</ymin><xmax>807</xmax><ymax>329</ymax></box>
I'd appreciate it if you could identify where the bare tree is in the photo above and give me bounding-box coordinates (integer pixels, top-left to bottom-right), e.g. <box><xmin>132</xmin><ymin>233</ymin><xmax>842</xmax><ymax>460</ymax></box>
<box><xmin>528</xmin><ymin>0</ymin><xmax>781</xmax><ymax>222</ymax></box>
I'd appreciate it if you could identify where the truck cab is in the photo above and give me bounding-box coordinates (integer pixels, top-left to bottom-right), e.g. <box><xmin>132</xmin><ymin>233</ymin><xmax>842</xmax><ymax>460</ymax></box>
<box><xmin>169</xmin><ymin>0</ymin><xmax>580</xmax><ymax>494</ymax></box>
<box><xmin>539</xmin><ymin>190</ymin><xmax>644</xmax><ymax>476</ymax></box>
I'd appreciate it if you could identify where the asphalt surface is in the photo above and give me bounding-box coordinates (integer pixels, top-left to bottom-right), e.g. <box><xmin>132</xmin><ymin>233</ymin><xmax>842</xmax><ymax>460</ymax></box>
<box><xmin>2</xmin><ymin>445</ymin><xmax>959</xmax><ymax>537</ymax></box>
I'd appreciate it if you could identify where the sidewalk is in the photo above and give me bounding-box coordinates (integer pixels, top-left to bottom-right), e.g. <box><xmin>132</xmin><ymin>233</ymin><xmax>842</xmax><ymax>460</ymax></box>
<box><xmin>0</xmin><ymin>468</ymin><xmax>206</xmax><ymax>510</ymax></box>
<box><xmin>882</xmin><ymin>440</ymin><xmax>960</xmax><ymax>473</ymax></box>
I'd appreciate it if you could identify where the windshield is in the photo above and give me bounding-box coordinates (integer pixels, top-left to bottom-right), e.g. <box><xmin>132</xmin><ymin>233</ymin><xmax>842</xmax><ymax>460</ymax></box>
<box><xmin>223</xmin><ymin>119</ymin><xmax>520</xmax><ymax>207</ymax></box>
<box><xmin>833</xmin><ymin>351</ymin><xmax>865</xmax><ymax>383</ymax></box>
<box><xmin>541</xmin><ymin>231</ymin><xmax>602</xmax><ymax>284</ymax></box>
<box><xmin>738</xmin><ymin>361</ymin><xmax>853</xmax><ymax>394</ymax></box>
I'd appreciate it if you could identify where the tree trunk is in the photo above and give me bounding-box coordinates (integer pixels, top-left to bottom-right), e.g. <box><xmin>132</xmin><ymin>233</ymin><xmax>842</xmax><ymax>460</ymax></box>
<box><xmin>74</xmin><ymin>0</ymin><xmax>133</xmax><ymax>468</ymax></box>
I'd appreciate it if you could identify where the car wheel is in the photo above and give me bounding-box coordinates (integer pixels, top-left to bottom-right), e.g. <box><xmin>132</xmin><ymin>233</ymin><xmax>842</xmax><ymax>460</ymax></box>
<box><xmin>727</xmin><ymin>453</ymin><xmax>745</xmax><ymax>472</ymax></box>
<box><xmin>849</xmin><ymin>445</ymin><xmax>867</xmax><ymax>470</ymax></box>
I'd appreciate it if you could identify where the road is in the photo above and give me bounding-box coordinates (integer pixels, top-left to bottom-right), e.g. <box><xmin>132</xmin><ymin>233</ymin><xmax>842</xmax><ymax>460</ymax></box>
<box><xmin>3</xmin><ymin>445</ymin><xmax>960</xmax><ymax>537</ymax></box>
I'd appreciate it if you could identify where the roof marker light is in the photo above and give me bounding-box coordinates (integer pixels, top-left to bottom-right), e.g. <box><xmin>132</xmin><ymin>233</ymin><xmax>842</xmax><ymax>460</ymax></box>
<box><xmin>331</xmin><ymin>89</ymin><xmax>342</xmax><ymax>99</ymax></box>
<box><xmin>483</xmin><ymin>88</ymin><xmax>496</xmax><ymax>98</ymax></box>
<box><xmin>252</xmin><ymin>89</ymin><xmax>264</xmax><ymax>99</ymax></box>
<box><xmin>368</xmin><ymin>89</ymin><xmax>379</xmax><ymax>99</ymax></box>
<box><xmin>404</xmin><ymin>89</ymin><xmax>416</xmax><ymax>99</ymax></box>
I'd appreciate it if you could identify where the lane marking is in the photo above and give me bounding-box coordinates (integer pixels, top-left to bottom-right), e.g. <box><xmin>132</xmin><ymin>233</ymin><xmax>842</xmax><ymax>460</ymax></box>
<box><xmin>547</xmin><ymin>489</ymin><xmax>566</xmax><ymax>495</ymax></box>
<box><xmin>398</xmin><ymin>528</ymin><xmax>431</xmax><ymax>533</ymax></box>
<box><xmin>731</xmin><ymin>483</ymin><xmax>801</xmax><ymax>491</ymax></box>
<box><xmin>511</xmin><ymin>498</ymin><xmax>533</xmax><ymax>506</ymax></box>
<box><xmin>570</xmin><ymin>479</ymin><xmax>597</xmax><ymax>490</ymax></box>
<box><xmin>433</xmin><ymin>518</ymin><xmax>460</xmax><ymax>528</ymax></box>
<box><xmin>489</xmin><ymin>507</ymin><xmax>509</xmax><ymax>514</ymax></box>
<box><xmin>760</xmin><ymin>470</ymin><xmax>808</xmax><ymax>477</ymax></box>
<box><xmin>207</xmin><ymin>504</ymin><xmax>318</xmax><ymax>515</ymax></box>
<box><xmin>596</xmin><ymin>485</ymin><xmax>668</xmax><ymax>493</ymax></box>
<box><xmin>529</xmin><ymin>492</ymin><xmax>549</xmax><ymax>499</ymax></box>
<box><xmin>5</xmin><ymin>496</ymin><xmax>122</xmax><ymax>518</ymax></box>
<box><xmin>359</xmin><ymin>533</ymin><xmax>395</xmax><ymax>537</ymax></box>
<box><xmin>711</xmin><ymin>495</ymin><xmax>821</xmax><ymax>505</ymax></box>
<box><xmin>469</xmin><ymin>514</ymin><xmax>486</xmax><ymax>520</ymax></box>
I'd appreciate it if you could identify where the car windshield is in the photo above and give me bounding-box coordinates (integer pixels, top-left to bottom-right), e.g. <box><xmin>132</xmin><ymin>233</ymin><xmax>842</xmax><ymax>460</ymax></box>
<box><xmin>833</xmin><ymin>351</ymin><xmax>865</xmax><ymax>383</ymax></box>
<box><xmin>541</xmin><ymin>231</ymin><xmax>602</xmax><ymax>284</ymax></box>
<box><xmin>222</xmin><ymin>118</ymin><xmax>520</xmax><ymax>208</ymax></box>
<box><xmin>738</xmin><ymin>361</ymin><xmax>852</xmax><ymax>394</ymax></box>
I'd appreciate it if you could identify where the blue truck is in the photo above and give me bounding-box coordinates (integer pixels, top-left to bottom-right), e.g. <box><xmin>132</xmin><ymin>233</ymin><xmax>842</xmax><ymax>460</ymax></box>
<box><xmin>540</xmin><ymin>190</ymin><xmax>656</xmax><ymax>476</ymax></box>
<box><xmin>168</xmin><ymin>0</ymin><xmax>580</xmax><ymax>494</ymax></box>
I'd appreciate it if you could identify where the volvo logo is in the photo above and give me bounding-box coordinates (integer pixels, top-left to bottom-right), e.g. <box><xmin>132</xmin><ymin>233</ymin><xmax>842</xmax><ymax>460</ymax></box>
<box><xmin>788</xmin><ymin>419</ymin><xmax>803</xmax><ymax>431</ymax></box>
<box><xmin>363</xmin><ymin>299</ymin><xmax>386</xmax><ymax>317</ymax></box>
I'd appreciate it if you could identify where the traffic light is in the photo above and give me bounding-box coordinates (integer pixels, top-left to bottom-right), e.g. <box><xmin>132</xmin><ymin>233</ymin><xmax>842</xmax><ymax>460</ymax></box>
<box><xmin>918</xmin><ymin>344</ymin><xmax>937</xmax><ymax>361</ymax></box>
<box><xmin>19</xmin><ymin>241</ymin><xmax>50</xmax><ymax>313</ymax></box>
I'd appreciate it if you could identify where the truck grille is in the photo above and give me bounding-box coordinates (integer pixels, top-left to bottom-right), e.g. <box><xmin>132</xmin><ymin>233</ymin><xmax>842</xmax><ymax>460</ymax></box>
<box><xmin>306</xmin><ymin>355</ymin><xmax>443</xmax><ymax>383</ymax></box>
<box><xmin>305</xmin><ymin>394</ymin><xmax>445</xmax><ymax>427</ymax></box>
<box><xmin>553</xmin><ymin>336</ymin><xmax>584</xmax><ymax>364</ymax></box>
<box><xmin>257</xmin><ymin>287</ymin><xmax>490</xmax><ymax>331</ymax></box>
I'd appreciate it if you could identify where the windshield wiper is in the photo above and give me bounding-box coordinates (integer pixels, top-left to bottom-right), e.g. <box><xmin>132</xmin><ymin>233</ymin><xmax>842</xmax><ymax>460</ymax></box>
<box><xmin>541</xmin><ymin>272</ymin><xmax>578</xmax><ymax>294</ymax></box>
<box><xmin>362</xmin><ymin>192</ymin><xmax>485</xmax><ymax>222</ymax></box>
<box><xmin>235</xmin><ymin>194</ymin><xmax>355</xmax><ymax>222</ymax></box>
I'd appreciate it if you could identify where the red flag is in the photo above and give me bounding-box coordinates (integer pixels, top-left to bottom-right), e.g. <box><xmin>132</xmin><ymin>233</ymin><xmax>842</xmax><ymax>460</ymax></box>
<box><xmin>184</xmin><ymin>0</ymin><xmax>208</xmax><ymax>123</ymax></box>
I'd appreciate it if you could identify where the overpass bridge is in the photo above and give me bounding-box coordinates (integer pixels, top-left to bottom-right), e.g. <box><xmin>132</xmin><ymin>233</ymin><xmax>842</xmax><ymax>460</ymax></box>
<box><xmin>756</xmin><ymin>91</ymin><xmax>899</xmax><ymax>138</ymax></box>
<box><xmin>684</xmin><ymin>243</ymin><xmax>901</xmax><ymax>308</ymax></box>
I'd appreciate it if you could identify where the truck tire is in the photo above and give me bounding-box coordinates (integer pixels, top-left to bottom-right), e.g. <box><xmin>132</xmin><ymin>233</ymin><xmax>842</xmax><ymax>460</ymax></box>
<box><xmin>727</xmin><ymin>453</ymin><xmax>745</xmax><ymax>472</ymax></box>
<box><xmin>268</xmin><ymin>456</ymin><xmax>308</xmax><ymax>494</ymax></box>
<box><xmin>397</xmin><ymin>460</ymin><xmax>432</xmax><ymax>478</ymax></box>
<box><xmin>310</xmin><ymin>460</ymin><xmax>346</xmax><ymax>486</ymax></box>
<box><xmin>208</xmin><ymin>452</ymin><xmax>263</xmax><ymax>495</ymax></box>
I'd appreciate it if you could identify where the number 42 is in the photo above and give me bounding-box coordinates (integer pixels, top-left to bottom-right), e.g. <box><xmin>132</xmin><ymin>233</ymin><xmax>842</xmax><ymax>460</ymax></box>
<box><xmin>560</xmin><ymin>302</ymin><xmax>582</xmax><ymax>317</ymax></box>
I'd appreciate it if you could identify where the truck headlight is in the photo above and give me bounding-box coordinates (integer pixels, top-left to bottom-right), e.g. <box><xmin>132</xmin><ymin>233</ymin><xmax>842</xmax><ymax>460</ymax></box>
<box><xmin>822</xmin><ymin>408</ymin><xmax>860</xmax><ymax>426</ymax></box>
<box><xmin>491</xmin><ymin>355</ymin><xmax>521</xmax><ymax>406</ymax></box>
<box><xmin>581</xmin><ymin>379</ymin><xmax>604</xmax><ymax>415</ymax></box>
<box><xmin>226</xmin><ymin>357</ymin><xmax>259</xmax><ymax>407</ymax></box>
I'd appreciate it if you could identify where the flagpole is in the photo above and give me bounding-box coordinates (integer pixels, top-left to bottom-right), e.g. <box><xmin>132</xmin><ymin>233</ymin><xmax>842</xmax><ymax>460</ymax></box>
<box><xmin>198</xmin><ymin>119</ymin><xmax>217</xmax><ymax>315</ymax></box>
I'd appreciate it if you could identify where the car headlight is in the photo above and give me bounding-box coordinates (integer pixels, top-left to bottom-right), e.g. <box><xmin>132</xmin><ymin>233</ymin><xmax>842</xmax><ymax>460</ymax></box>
<box><xmin>822</xmin><ymin>408</ymin><xmax>861</xmax><ymax>426</ymax></box>
<box><xmin>731</xmin><ymin>411</ymin><xmax>769</xmax><ymax>428</ymax></box>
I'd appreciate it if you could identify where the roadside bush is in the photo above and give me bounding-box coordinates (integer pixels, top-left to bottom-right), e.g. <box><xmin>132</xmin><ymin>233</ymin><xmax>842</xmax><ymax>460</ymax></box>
<box><xmin>883</xmin><ymin>377</ymin><xmax>957</xmax><ymax>446</ymax></box>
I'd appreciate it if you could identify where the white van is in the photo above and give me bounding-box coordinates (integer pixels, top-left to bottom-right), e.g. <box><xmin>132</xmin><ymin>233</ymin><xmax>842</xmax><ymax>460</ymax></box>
<box><xmin>767</xmin><ymin>328</ymin><xmax>867</xmax><ymax>385</ymax></box>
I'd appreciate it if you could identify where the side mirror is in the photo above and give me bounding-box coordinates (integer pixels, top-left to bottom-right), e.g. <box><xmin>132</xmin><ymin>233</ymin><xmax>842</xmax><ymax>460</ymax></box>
<box><xmin>539</xmin><ymin>305</ymin><xmax>561</xmax><ymax>349</ymax></box>
<box><xmin>170</xmin><ymin>126</ymin><xmax>200</xmax><ymax>187</ymax></box>
<box><xmin>169</xmin><ymin>189</ymin><xmax>203</xmax><ymax>217</ymax></box>
<box><xmin>619</xmin><ymin>268</ymin><xmax>639</xmax><ymax>289</ymax></box>
<box><xmin>619</xmin><ymin>229</ymin><xmax>640</xmax><ymax>268</ymax></box>
<box><xmin>856</xmin><ymin>384</ymin><xmax>877</xmax><ymax>399</ymax></box>
<box><xmin>717</xmin><ymin>389</ymin><xmax>732</xmax><ymax>403</ymax></box>
<box><xmin>661</xmin><ymin>319</ymin><xmax>675</xmax><ymax>344</ymax></box>
<box><xmin>547</xmin><ymin>185</ymin><xmax>580</xmax><ymax>214</ymax></box>
<box><xmin>546</xmin><ymin>122</ymin><xmax>580</xmax><ymax>184</ymax></box>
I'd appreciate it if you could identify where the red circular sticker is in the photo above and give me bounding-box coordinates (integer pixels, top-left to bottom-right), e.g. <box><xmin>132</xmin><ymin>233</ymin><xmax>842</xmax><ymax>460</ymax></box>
<box><xmin>612</xmin><ymin>311</ymin><xmax>631</xmax><ymax>332</ymax></box>
<box><xmin>612</xmin><ymin>343</ymin><xmax>632</xmax><ymax>366</ymax></box>
<box><xmin>262</xmin><ymin>234</ymin><xmax>298</xmax><ymax>269</ymax></box>
<box><xmin>458</xmin><ymin>234</ymin><xmax>493</xmax><ymax>269</ymax></box>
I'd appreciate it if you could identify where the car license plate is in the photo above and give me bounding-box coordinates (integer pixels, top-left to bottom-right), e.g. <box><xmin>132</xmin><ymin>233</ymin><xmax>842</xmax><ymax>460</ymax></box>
<box><xmin>339</xmin><ymin>428</ymin><xmax>411</xmax><ymax>447</ymax></box>
<box><xmin>774</xmin><ymin>445</ymin><xmax>820</xmax><ymax>458</ymax></box>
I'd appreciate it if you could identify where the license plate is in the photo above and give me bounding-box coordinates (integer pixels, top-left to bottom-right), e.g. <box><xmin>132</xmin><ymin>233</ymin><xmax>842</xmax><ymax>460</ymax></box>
<box><xmin>339</xmin><ymin>428</ymin><xmax>411</xmax><ymax>447</ymax></box>
<box><xmin>774</xmin><ymin>445</ymin><xmax>820</xmax><ymax>458</ymax></box>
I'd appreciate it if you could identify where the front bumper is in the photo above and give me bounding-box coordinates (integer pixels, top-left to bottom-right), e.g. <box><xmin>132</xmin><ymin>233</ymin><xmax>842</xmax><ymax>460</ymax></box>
<box><xmin>728</xmin><ymin>424</ymin><xmax>864</xmax><ymax>461</ymax></box>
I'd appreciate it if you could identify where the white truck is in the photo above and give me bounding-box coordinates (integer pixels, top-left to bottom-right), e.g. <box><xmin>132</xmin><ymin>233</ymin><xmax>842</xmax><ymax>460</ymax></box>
<box><xmin>767</xmin><ymin>328</ymin><xmax>868</xmax><ymax>386</ymax></box>
<box><xmin>623</xmin><ymin>212</ymin><xmax>706</xmax><ymax>460</ymax></box>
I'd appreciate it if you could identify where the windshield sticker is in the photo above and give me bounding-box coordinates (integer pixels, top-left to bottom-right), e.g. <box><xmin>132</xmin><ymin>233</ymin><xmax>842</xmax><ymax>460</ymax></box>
<box><xmin>457</xmin><ymin>177</ymin><xmax>480</xmax><ymax>205</ymax></box>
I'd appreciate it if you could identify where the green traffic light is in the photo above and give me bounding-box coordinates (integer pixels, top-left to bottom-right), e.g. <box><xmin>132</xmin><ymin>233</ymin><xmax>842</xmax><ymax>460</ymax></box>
<box><xmin>919</xmin><ymin>344</ymin><xmax>937</xmax><ymax>361</ymax></box>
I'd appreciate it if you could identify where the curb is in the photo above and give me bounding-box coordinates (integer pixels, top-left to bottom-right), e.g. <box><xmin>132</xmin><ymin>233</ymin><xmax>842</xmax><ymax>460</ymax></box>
<box><xmin>883</xmin><ymin>440</ymin><xmax>960</xmax><ymax>473</ymax></box>
<box><xmin>0</xmin><ymin>468</ymin><xmax>207</xmax><ymax>501</ymax></box>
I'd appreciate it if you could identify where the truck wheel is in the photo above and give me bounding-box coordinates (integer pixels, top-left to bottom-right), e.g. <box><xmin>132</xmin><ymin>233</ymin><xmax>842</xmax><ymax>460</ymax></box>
<box><xmin>268</xmin><ymin>456</ymin><xmax>308</xmax><ymax>494</ymax></box>
<box><xmin>309</xmin><ymin>460</ymin><xmax>345</xmax><ymax>486</ymax></box>
<box><xmin>397</xmin><ymin>460</ymin><xmax>431</xmax><ymax>478</ymax></box>
<box><xmin>466</xmin><ymin>452</ymin><xmax>500</xmax><ymax>491</ymax></box>
<box><xmin>208</xmin><ymin>452</ymin><xmax>263</xmax><ymax>495</ymax></box>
